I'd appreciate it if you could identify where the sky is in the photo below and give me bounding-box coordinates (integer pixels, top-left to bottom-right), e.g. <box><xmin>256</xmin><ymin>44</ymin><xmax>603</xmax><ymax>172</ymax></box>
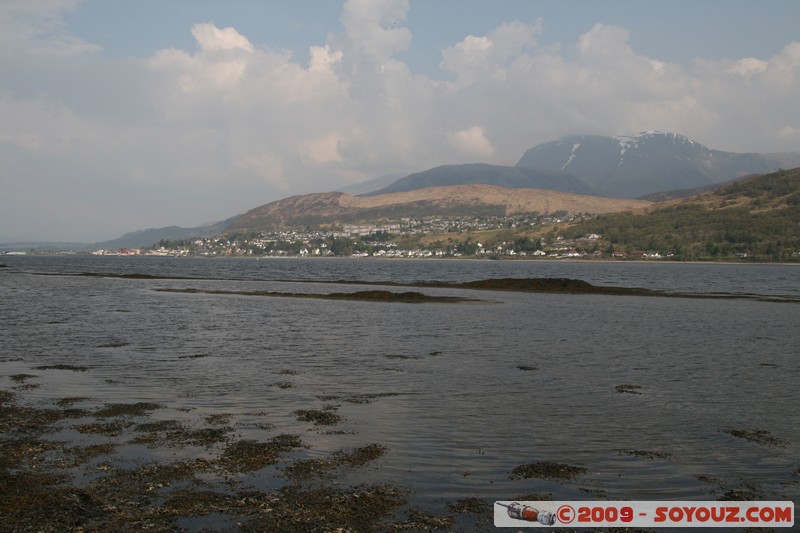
<box><xmin>1</xmin><ymin>0</ymin><xmax>799</xmax><ymax>243</ymax></box>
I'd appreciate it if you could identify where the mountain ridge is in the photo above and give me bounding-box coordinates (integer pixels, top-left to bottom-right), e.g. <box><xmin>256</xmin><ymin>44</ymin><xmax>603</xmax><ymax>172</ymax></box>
<box><xmin>9</xmin><ymin>131</ymin><xmax>797</xmax><ymax>250</ymax></box>
<box><xmin>363</xmin><ymin>163</ymin><xmax>592</xmax><ymax>197</ymax></box>
<box><xmin>91</xmin><ymin>217</ymin><xmax>239</xmax><ymax>250</ymax></box>
<box><xmin>516</xmin><ymin>131</ymin><xmax>800</xmax><ymax>198</ymax></box>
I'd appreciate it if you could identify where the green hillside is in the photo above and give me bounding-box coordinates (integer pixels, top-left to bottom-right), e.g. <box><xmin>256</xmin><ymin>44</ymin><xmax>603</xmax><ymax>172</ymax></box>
<box><xmin>561</xmin><ymin>168</ymin><xmax>800</xmax><ymax>261</ymax></box>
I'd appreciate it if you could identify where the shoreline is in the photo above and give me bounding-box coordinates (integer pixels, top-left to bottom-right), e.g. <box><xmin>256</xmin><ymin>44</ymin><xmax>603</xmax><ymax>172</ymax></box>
<box><xmin>3</xmin><ymin>253</ymin><xmax>800</xmax><ymax>266</ymax></box>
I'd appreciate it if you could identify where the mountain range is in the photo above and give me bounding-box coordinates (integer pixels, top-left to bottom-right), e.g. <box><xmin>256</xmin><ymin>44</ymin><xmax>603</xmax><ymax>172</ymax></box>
<box><xmin>93</xmin><ymin>217</ymin><xmax>238</xmax><ymax>250</ymax></box>
<box><xmin>516</xmin><ymin>131</ymin><xmax>800</xmax><ymax>198</ymax></box>
<box><xmin>5</xmin><ymin>131</ymin><xmax>799</xmax><ymax>250</ymax></box>
<box><xmin>363</xmin><ymin>163</ymin><xmax>589</xmax><ymax>196</ymax></box>
<box><xmin>227</xmin><ymin>131</ymin><xmax>800</xmax><ymax>235</ymax></box>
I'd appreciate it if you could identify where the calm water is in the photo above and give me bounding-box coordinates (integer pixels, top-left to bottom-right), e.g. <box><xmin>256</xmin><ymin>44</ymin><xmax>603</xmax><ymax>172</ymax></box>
<box><xmin>1</xmin><ymin>256</ymin><xmax>798</xmax><ymax>519</ymax></box>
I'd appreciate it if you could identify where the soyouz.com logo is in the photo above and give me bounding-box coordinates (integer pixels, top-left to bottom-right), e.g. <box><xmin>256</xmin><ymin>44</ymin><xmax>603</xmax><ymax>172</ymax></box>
<box><xmin>493</xmin><ymin>500</ymin><xmax>795</xmax><ymax>528</ymax></box>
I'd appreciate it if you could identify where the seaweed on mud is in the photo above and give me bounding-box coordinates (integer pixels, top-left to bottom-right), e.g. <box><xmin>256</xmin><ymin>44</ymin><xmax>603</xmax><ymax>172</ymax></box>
<box><xmin>58</xmin><ymin>443</ymin><xmax>117</xmax><ymax>468</ymax></box>
<box><xmin>75</xmin><ymin>421</ymin><xmax>132</xmax><ymax>436</ymax></box>
<box><xmin>388</xmin><ymin>508</ymin><xmax>455</xmax><ymax>531</ymax></box>
<box><xmin>78</xmin><ymin>272</ymin><xmax>175</xmax><ymax>280</ymax></box>
<box><xmin>0</xmin><ymin>486</ymin><xmax>105</xmax><ymax>531</ymax></box>
<box><xmin>55</xmin><ymin>397</ymin><xmax>91</xmax><ymax>407</ymax></box>
<box><xmin>93</xmin><ymin>459</ymin><xmax>214</xmax><ymax>493</ymax></box>
<box><xmin>134</xmin><ymin>420</ymin><xmax>184</xmax><ymax>433</ymax></box>
<box><xmin>512</xmin><ymin>492</ymin><xmax>553</xmax><ymax>501</ymax></box>
<box><xmin>383</xmin><ymin>353</ymin><xmax>422</xmax><ymax>360</ymax></box>
<box><xmin>155</xmin><ymin>287</ymin><xmax>480</xmax><ymax>304</ymax></box>
<box><xmin>178</xmin><ymin>353</ymin><xmax>210</xmax><ymax>359</ymax></box>
<box><xmin>718</xmin><ymin>488</ymin><xmax>762</xmax><ymax>501</ymax></box>
<box><xmin>97</xmin><ymin>342</ymin><xmax>129</xmax><ymax>348</ymax></box>
<box><xmin>10</xmin><ymin>374</ymin><xmax>38</xmax><ymax>383</ymax></box>
<box><xmin>722</xmin><ymin>428</ymin><xmax>788</xmax><ymax>447</ymax></box>
<box><xmin>282</xmin><ymin>457</ymin><xmax>338</xmax><ymax>481</ymax></box>
<box><xmin>294</xmin><ymin>408</ymin><xmax>343</xmax><ymax>426</ymax></box>
<box><xmin>2</xmin><ymin>383</ymin><xmax>519</xmax><ymax>531</ymax></box>
<box><xmin>328</xmin><ymin>290</ymin><xmax>464</xmax><ymax>303</ymax></box>
<box><xmin>204</xmin><ymin>413</ymin><xmax>232</xmax><ymax>426</ymax></box>
<box><xmin>280</xmin><ymin>443</ymin><xmax>387</xmax><ymax>479</ymax></box>
<box><xmin>509</xmin><ymin>461</ymin><xmax>587</xmax><ymax>480</ymax></box>
<box><xmin>181</xmin><ymin>427</ymin><xmax>232</xmax><ymax>447</ymax></box>
<box><xmin>273</xmin><ymin>381</ymin><xmax>293</xmax><ymax>389</ymax></box>
<box><xmin>237</xmin><ymin>485</ymin><xmax>408</xmax><ymax>533</ymax></box>
<box><xmin>341</xmin><ymin>392</ymin><xmax>402</xmax><ymax>404</ymax></box>
<box><xmin>615</xmin><ymin>384</ymin><xmax>643</xmax><ymax>394</ymax></box>
<box><xmin>332</xmin><ymin>443</ymin><xmax>387</xmax><ymax>467</ymax></box>
<box><xmin>309</xmin><ymin>277</ymin><xmax>800</xmax><ymax>303</ymax></box>
<box><xmin>1</xmin><ymin>391</ymin><xmax>86</xmax><ymax>435</ymax></box>
<box><xmin>0</xmin><ymin>389</ymin><xmax>15</xmax><ymax>405</ymax></box>
<box><xmin>578</xmin><ymin>487</ymin><xmax>607</xmax><ymax>498</ymax></box>
<box><xmin>219</xmin><ymin>435</ymin><xmax>303</xmax><ymax>473</ymax></box>
<box><xmin>0</xmin><ymin>437</ymin><xmax>64</xmax><ymax>471</ymax></box>
<box><xmin>516</xmin><ymin>365</ymin><xmax>538</xmax><ymax>371</ymax></box>
<box><xmin>94</xmin><ymin>402</ymin><xmax>162</xmax><ymax>418</ymax></box>
<box><xmin>446</xmin><ymin>497</ymin><xmax>491</xmax><ymax>515</ymax></box>
<box><xmin>131</xmin><ymin>420</ymin><xmax>232</xmax><ymax>448</ymax></box>
<box><xmin>34</xmin><ymin>364</ymin><xmax>89</xmax><ymax>372</ymax></box>
<box><xmin>619</xmin><ymin>449</ymin><xmax>672</xmax><ymax>460</ymax></box>
<box><xmin>160</xmin><ymin>489</ymin><xmax>237</xmax><ymax>517</ymax></box>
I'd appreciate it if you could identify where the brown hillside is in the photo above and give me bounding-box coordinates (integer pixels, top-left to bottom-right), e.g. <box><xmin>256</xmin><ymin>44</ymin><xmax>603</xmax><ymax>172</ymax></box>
<box><xmin>227</xmin><ymin>185</ymin><xmax>651</xmax><ymax>233</ymax></box>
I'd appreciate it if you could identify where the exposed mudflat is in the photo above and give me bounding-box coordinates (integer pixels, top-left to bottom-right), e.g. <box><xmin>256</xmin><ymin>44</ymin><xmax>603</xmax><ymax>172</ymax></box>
<box><xmin>19</xmin><ymin>268</ymin><xmax>800</xmax><ymax>302</ymax></box>
<box><xmin>155</xmin><ymin>287</ymin><xmax>482</xmax><ymax>303</ymax></box>
<box><xmin>722</xmin><ymin>428</ymin><xmax>789</xmax><ymax>448</ymax></box>
<box><xmin>317</xmin><ymin>277</ymin><xmax>800</xmax><ymax>302</ymax></box>
<box><xmin>0</xmin><ymin>386</ymin><xmax>496</xmax><ymax>531</ymax></box>
<box><xmin>508</xmin><ymin>461</ymin><xmax>588</xmax><ymax>481</ymax></box>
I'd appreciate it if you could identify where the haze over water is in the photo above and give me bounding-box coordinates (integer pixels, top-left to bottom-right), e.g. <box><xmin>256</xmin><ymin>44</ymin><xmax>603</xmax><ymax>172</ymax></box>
<box><xmin>1</xmin><ymin>256</ymin><xmax>798</xmax><ymax>526</ymax></box>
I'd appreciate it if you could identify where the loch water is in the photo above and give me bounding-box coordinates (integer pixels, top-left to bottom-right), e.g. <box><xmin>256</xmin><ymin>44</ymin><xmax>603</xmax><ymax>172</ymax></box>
<box><xmin>1</xmin><ymin>256</ymin><xmax>798</xmax><ymax>522</ymax></box>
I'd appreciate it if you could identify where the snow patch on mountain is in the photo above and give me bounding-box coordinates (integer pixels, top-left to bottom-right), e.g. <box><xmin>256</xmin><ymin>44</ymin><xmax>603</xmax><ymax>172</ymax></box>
<box><xmin>561</xmin><ymin>143</ymin><xmax>581</xmax><ymax>170</ymax></box>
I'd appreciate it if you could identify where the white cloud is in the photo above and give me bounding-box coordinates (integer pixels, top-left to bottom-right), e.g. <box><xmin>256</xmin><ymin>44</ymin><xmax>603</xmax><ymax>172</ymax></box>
<box><xmin>191</xmin><ymin>23</ymin><xmax>254</xmax><ymax>53</ymax></box>
<box><xmin>305</xmin><ymin>133</ymin><xmax>343</xmax><ymax>164</ymax></box>
<box><xmin>447</xmin><ymin>126</ymin><xmax>495</xmax><ymax>158</ymax></box>
<box><xmin>236</xmin><ymin>152</ymin><xmax>288</xmax><ymax>189</ymax></box>
<box><xmin>339</xmin><ymin>0</ymin><xmax>411</xmax><ymax>63</ymax></box>
<box><xmin>309</xmin><ymin>44</ymin><xmax>343</xmax><ymax>72</ymax></box>
<box><xmin>441</xmin><ymin>20</ymin><xmax>542</xmax><ymax>85</ymax></box>
<box><xmin>0</xmin><ymin>0</ymin><xmax>100</xmax><ymax>57</ymax></box>
<box><xmin>1</xmin><ymin>1</ymin><xmax>800</xmax><ymax>241</ymax></box>
<box><xmin>727</xmin><ymin>57</ymin><xmax>768</xmax><ymax>77</ymax></box>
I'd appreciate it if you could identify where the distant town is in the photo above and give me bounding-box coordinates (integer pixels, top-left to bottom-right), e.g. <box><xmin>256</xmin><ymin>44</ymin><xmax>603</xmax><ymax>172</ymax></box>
<box><xmin>5</xmin><ymin>210</ymin><xmax>796</xmax><ymax>261</ymax></box>
<box><xmin>77</xmin><ymin>214</ymin><xmax>669</xmax><ymax>260</ymax></box>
